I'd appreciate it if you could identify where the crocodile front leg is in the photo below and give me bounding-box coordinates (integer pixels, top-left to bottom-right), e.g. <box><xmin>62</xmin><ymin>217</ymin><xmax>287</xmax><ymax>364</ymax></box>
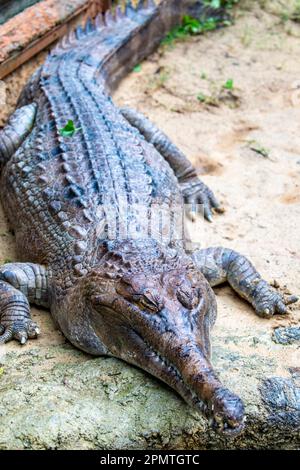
<box><xmin>120</xmin><ymin>107</ymin><xmax>222</xmax><ymax>222</ymax></box>
<box><xmin>0</xmin><ymin>103</ymin><xmax>37</xmax><ymax>170</ymax></box>
<box><xmin>0</xmin><ymin>263</ymin><xmax>49</xmax><ymax>344</ymax></box>
<box><xmin>192</xmin><ymin>247</ymin><xmax>298</xmax><ymax>318</ymax></box>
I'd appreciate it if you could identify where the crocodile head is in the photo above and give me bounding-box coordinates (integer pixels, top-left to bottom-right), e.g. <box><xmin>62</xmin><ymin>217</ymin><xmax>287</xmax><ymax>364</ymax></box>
<box><xmin>84</xmin><ymin>239</ymin><xmax>245</xmax><ymax>435</ymax></box>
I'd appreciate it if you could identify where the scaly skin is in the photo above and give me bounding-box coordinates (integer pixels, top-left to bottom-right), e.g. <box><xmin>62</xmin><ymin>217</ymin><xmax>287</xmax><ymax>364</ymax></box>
<box><xmin>0</xmin><ymin>1</ymin><xmax>297</xmax><ymax>436</ymax></box>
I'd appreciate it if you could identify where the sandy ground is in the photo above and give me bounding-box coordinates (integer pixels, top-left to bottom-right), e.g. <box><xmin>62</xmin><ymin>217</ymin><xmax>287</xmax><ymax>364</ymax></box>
<box><xmin>0</xmin><ymin>1</ymin><xmax>299</xmax><ymax>444</ymax></box>
<box><xmin>113</xmin><ymin>2</ymin><xmax>300</xmax><ymax>370</ymax></box>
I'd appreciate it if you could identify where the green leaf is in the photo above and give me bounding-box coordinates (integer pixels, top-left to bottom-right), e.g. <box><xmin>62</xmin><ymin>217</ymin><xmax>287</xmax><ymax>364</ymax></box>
<box><xmin>211</xmin><ymin>0</ymin><xmax>221</xmax><ymax>8</ymax></box>
<box><xmin>223</xmin><ymin>79</ymin><xmax>234</xmax><ymax>90</ymax></box>
<box><xmin>59</xmin><ymin>120</ymin><xmax>81</xmax><ymax>138</ymax></box>
<box><xmin>197</xmin><ymin>93</ymin><xmax>206</xmax><ymax>102</ymax></box>
<box><xmin>161</xmin><ymin>10</ymin><xmax>228</xmax><ymax>47</ymax></box>
<box><xmin>182</xmin><ymin>15</ymin><xmax>203</xmax><ymax>34</ymax></box>
<box><xmin>247</xmin><ymin>140</ymin><xmax>270</xmax><ymax>158</ymax></box>
<box><xmin>0</xmin><ymin>368</ymin><xmax>4</xmax><ymax>377</ymax></box>
<box><xmin>201</xmin><ymin>17</ymin><xmax>218</xmax><ymax>31</ymax></box>
<box><xmin>133</xmin><ymin>64</ymin><xmax>142</xmax><ymax>73</ymax></box>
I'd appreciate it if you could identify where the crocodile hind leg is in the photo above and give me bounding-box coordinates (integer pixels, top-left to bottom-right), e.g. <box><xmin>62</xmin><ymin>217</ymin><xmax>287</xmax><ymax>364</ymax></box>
<box><xmin>0</xmin><ymin>103</ymin><xmax>37</xmax><ymax>170</ymax></box>
<box><xmin>0</xmin><ymin>263</ymin><xmax>49</xmax><ymax>344</ymax></box>
<box><xmin>120</xmin><ymin>107</ymin><xmax>223</xmax><ymax>222</ymax></box>
<box><xmin>192</xmin><ymin>247</ymin><xmax>298</xmax><ymax>318</ymax></box>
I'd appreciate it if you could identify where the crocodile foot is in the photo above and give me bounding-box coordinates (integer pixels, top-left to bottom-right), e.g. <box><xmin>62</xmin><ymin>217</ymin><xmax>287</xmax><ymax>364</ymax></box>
<box><xmin>0</xmin><ymin>319</ymin><xmax>40</xmax><ymax>345</ymax></box>
<box><xmin>252</xmin><ymin>282</ymin><xmax>298</xmax><ymax>318</ymax></box>
<box><xmin>180</xmin><ymin>178</ymin><xmax>224</xmax><ymax>222</ymax></box>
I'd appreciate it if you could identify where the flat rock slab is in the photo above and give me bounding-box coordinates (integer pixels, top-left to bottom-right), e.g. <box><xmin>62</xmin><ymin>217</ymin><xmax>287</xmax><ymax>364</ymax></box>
<box><xmin>273</xmin><ymin>326</ymin><xmax>300</xmax><ymax>345</ymax></box>
<box><xmin>0</xmin><ymin>1</ymin><xmax>300</xmax><ymax>450</ymax></box>
<box><xmin>0</xmin><ymin>304</ymin><xmax>299</xmax><ymax>450</ymax></box>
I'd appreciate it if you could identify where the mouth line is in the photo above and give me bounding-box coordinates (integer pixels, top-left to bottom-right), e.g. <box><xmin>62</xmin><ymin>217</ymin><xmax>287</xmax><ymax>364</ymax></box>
<box><xmin>130</xmin><ymin>329</ymin><xmax>244</xmax><ymax>436</ymax></box>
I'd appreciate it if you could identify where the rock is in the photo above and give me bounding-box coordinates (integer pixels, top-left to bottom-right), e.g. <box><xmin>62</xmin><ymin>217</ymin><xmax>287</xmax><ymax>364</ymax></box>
<box><xmin>0</xmin><ymin>305</ymin><xmax>299</xmax><ymax>450</ymax></box>
<box><xmin>259</xmin><ymin>372</ymin><xmax>300</xmax><ymax>440</ymax></box>
<box><xmin>272</xmin><ymin>327</ymin><xmax>300</xmax><ymax>345</ymax></box>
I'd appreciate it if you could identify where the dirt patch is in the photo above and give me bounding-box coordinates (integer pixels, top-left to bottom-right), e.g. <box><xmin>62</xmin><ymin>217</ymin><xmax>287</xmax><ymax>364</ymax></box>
<box><xmin>280</xmin><ymin>190</ymin><xmax>300</xmax><ymax>205</ymax></box>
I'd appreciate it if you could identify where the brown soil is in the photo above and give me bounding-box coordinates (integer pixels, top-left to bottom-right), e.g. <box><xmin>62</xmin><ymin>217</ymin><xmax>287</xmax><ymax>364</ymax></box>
<box><xmin>0</xmin><ymin>0</ymin><xmax>300</xmax><ymax>396</ymax></box>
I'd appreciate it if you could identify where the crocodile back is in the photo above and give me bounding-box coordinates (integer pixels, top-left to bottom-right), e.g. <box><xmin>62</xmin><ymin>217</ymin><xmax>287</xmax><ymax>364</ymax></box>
<box><xmin>1</xmin><ymin>76</ymin><xmax>181</xmax><ymax>267</ymax></box>
<box><xmin>0</xmin><ymin>1</ymin><xmax>202</xmax><ymax>282</ymax></box>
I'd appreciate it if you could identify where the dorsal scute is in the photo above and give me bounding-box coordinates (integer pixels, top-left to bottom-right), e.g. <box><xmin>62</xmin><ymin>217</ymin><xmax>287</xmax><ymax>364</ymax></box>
<box><xmin>104</xmin><ymin>9</ymin><xmax>116</xmax><ymax>26</ymax></box>
<box><xmin>84</xmin><ymin>17</ymin><xmax>96</xmax><ymax>34</ymax></box>
<box><xmin>50</xmin><ymin>0</ymin><xmax>152</xmax><ymax>57</ymax></box>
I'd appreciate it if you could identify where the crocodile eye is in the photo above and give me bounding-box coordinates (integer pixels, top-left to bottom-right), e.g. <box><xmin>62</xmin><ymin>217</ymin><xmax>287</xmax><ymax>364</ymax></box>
<box><xmin>137</xmin><ymin>289</ymin><xmax>164</xmax><ymax>313</ymax></box>
<box><xmin>177</xmin><ymin>282</ymin><xmax>199</xmax><ymax>310</ymax></box>
<box><xmin>117</xmin><ymin>278</ymin><xmax>163</xmax><ymax>313</ymax></box>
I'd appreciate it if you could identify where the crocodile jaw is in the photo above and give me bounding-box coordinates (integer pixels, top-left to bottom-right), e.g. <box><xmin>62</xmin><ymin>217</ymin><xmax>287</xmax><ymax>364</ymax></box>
<box><xmin>119</xmin><ymin>325</ymin><xmax>245</xmax><ymax>437</ymax></box>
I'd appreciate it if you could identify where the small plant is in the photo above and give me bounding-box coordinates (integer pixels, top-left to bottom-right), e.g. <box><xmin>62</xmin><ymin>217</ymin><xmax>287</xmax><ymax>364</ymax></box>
<box><xmin>161</xmin><ymin>0</ymin><xmax>240</xmax><ymax>48</ymax></box>
<box><xmin>223</xmin><ymin>78</ymin><xmax>234</xmax><ymax>90</ymax></box>
<box><xmin>147</xmin><ymin>67</ymin><xmax>170</xmax><ymax>92</ymax></box>
<box><xmin>161</xmin><ymin>15</ymin><xmax>219</xmax><ymax>46</ymax></box>
<box><xmin>246</xmin><ymin>140</ymin><xmax>270</xmax><ymax>159</ymax></box>
<box><xmin>59</xmin><ymin>120</ymin><xmax>81</xmax><ymax>138</ymax></box>
<box><xmin>197</xmin><ymin>76</ymin><xmax>240</xmax><ymax>108</ymax></box>
<box><xmin>240</xmin><ymin>25</ymin><xmax>253</xmax><ymax>47</ymax></box>
<box><xmin>204</xmin><ymin>0</ymin><xmax>239</xmax><ymax>9</ymax></box>
<box><xmin>196</xmin><ymin>91</ymin><xmax>220</xmax><ymax>107</ymax></box>
<box><xmin>133</xmin><ymin>64</ymin><xmax>142</xmax><ymax>73</ymax></box>
<box><xmin>267</xmin><ymin>0</ymin><xmax>300</xmax><ymax>23</ymax></box>
<box><xmin>197</xmin><ymin>93</ymin><xmax>206</xmax><ymax>103</ymax></box>
<box><xmin>182</xmin><ymin>15</ymin><xmax>218</xmax><ymax>34</ymax></box>
<box><xmin>289</xmin><ymin>1</ymin><xmax>300</xmax><ymax>23</ymax></box>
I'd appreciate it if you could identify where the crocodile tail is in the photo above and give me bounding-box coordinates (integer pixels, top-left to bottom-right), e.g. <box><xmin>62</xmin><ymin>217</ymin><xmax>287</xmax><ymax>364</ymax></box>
<box><xmin>50</xmin><ymin>0</ymin><xmax>205</xmax><ymax>92</ymax></box>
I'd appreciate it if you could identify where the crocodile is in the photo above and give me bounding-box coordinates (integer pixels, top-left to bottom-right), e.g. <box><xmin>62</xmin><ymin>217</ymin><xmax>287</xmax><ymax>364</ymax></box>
<box><xmin>0</xmin><ymin>0</ymin><xmax>297</xmax><ymax>436</ymax></box>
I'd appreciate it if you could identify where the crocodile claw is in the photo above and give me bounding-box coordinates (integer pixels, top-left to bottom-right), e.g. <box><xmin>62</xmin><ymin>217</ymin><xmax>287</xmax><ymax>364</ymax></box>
<box><xmin>181</xmin><ymin>178</ymin><xmax>224</xmax><ymax>222</ymax></box>
<box><xmin>0</xmin><ymin>320</ymin><xmax>40</xmax><ymax>345</ymax></box>
<box><xmin>254</xmin><ymin>287</ymin><xmax>298</xmax><ymax>318</ymax></box>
